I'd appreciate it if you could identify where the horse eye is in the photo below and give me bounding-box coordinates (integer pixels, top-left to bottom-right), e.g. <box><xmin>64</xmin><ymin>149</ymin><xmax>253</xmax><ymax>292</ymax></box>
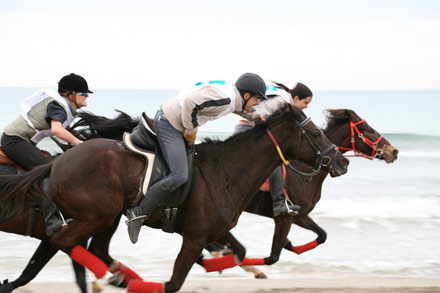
<box><xmin>313</xmin><ymin>131</ymin><xmax>321</xmax><ymax>138</ymax></box>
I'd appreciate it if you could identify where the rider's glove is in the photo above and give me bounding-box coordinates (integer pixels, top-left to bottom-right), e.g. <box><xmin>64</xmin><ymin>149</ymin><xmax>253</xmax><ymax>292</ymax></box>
<box><xmin>183</xmin><ymin>131</ymin><xmax>197</xmax><ymax>146</ymax></box>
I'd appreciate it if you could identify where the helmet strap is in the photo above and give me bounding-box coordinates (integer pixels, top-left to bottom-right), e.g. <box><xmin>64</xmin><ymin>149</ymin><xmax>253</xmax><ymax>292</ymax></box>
<box><xmin>69</xmin><ymin>93</ymin><xmax>80</xmax><ymax>109</ymax></box>
<box><xmin>242</xmin><ymin>93</ymin><xmax>251</xmax><ymax>111</ymax></box>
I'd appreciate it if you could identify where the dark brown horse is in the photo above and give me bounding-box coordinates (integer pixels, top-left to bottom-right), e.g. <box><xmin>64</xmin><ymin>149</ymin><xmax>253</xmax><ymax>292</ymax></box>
<box><xmin>209</xmin><ymin>108</ymin><xmax>399</xmax><ymax>278</ymax></box>
<box><xmin>0</xmin><ymin>105</ymin><xmax>348</xmax><ymax>293</ymax></box>
<box><xmin>0</xmin><ymin>112</ymin><xmax>139</xmax><ymax>293</ymax></box>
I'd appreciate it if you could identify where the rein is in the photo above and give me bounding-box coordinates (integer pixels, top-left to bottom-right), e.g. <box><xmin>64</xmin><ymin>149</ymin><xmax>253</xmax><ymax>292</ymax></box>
<box><xmin>266</xmin><ymin>117</ymin><xmax>337</xmax><ymax>177</ymax></box>
<box><xmin>336</xmin><ymin>120</ymin><xmax>384</xmax><ymax>160</ymax></box>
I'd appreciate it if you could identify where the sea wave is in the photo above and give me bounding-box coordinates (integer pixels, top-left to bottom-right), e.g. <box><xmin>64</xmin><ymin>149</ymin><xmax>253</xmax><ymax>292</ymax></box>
<box><xmin>312</xmin><ymin>195</ymin><xmax>440</xmax><ymax>220</ymax></box>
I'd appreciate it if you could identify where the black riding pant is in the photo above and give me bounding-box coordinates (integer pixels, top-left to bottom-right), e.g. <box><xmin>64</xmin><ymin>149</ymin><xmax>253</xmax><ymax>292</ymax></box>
<box><xmin>1</xmin><ymin>133</ymin><xmax>50</xmax><ymax>170</ymax></box>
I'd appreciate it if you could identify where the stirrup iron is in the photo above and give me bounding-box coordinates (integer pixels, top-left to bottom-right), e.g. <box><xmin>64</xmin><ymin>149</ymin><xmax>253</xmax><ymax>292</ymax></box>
<box><xmin>125</xmin><ymin>215</ymin><xmax>148</xmax><ymax>225</ymax></box>
<box><xmin>285</xmin><ymin>198</ymin><xmax>299</xmax><ymax>216</ymax></box>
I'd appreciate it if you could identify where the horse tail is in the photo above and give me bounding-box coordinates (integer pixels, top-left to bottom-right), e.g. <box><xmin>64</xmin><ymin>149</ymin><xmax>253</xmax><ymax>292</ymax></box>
<box><xmin>72</xmin><ymin>110</ymin><xmax>139</xmax><ymax>140</ymax></box>
<box><xmin>0</xmin><ymin>162</ymin><xmax>52</xmax><ymax>223</ymax></box>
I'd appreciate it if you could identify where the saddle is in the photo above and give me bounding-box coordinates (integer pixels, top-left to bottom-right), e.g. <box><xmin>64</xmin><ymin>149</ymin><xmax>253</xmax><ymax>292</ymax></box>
<box><xmin>123</xmin><ymin>113</ymin><xmax>195</xmax><ymax>233</ymax></box>
<box><xmin>0</xmin><ymin>147</ymin><xmax>26</xmax><ymax>174</ymax></box>
<box><xmin>0</xmin><ymin>147</ymin><xmax>53</xmax><ymax>175</ymax></box>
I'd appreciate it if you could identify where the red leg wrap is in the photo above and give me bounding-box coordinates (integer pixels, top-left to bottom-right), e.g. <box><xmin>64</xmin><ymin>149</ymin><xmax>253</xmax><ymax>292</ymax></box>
<box><xmin>127</xmin><ymin>280</ymin><xmax>163</xmax><ymax>293</ymax></box>
<box><xmin>292</xmin><ymin>239</ymin><xmax>319</xmax><ymax>254</ymax></box>
<box><xmin>241</xmin><ymin>258</ymin><xmax>265</xmax><ymax>266</ymax></box>
<box><xmin>70</xmin><ymin>245</ymin><xmax>108</xmax><ymax>279</ymax></box>
<box><xmin>110</xmin><ymin>261</ymin><xmax>143</xmax><ymax>281</ymax></box>
<box><xmin>202</xmin><ymin>254</ymin><xmax>238</xmax><ymax>272</ymax></box>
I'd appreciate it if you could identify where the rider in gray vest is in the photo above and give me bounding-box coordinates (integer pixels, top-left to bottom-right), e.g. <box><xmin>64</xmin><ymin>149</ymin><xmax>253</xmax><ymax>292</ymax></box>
<box><xmin>1</xmin><ymin>73</ymin><xmax>93</xmax><ymax>235</ymax></box>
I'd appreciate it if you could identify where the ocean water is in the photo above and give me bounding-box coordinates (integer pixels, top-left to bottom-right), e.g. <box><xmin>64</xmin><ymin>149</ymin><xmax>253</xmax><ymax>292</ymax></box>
<box><xmin>0</xmin><ymin>88</ymin><xmax>439</xmax><ymax>284</ymax></box>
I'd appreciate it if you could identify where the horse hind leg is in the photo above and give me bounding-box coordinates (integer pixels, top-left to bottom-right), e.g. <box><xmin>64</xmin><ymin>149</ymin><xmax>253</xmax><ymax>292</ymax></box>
<box><xmin>71</xmin><ymin>240</ymin><xmax>88</xmax><ymax>293</ymax></box>
<box><xmin>87</xmin><ymin>215</ymin><xmax>143</xmax><ymax>290</ymax></box>
<box><xmin>49</xmin><ymin>221</ymin><xmax>111</xmax><ymax>283</ymax></box>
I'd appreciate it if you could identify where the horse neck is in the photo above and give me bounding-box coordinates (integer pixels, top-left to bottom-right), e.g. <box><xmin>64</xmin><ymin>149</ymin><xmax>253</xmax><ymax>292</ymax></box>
<box><xmin>323</xmin><ymin>121</ymin><xmax>350</xmax><ymax>154</ymax></box>
<box><xmin>198</xmin><ymin>119</ymin><xmax>296</xmax><ymax>215</ymax></box>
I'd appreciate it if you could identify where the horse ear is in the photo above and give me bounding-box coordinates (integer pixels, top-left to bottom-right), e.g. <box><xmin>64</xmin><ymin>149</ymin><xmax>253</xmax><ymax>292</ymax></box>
<box><xmin>345</xmin><ymin>109</ymin><xmax>362</xmax><ymax>122</ymax></box>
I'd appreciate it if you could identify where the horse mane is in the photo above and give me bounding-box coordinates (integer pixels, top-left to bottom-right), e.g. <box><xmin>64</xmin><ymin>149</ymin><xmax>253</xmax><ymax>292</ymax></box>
<box><xmin>322</xmin><ymin>109</ymin><xmax>347</xmax><ymax>132</ymax></box>
<box><xmin>201</xmin><ymin>103</ymin><xmax>297</xmax><ymax>147</ymax></box>
<box><xmin>72</xmin><ymin>110</ymin><xmax>139</xmax><ymax>140</ymax></box>
<box><xmin>322</xmin><ymin>109</ymin><xmax>360</xmax><ymax>132</ymax></box>
<box><xmin>0</xmin><ymin>163</ymin><xmax>52</xmax><ymax>223</ymax></box>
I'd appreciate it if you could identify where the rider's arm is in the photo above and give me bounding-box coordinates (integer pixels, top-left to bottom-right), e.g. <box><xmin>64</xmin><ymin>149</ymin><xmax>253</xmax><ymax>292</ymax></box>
<box><xmin>236</xmin><ymin>96</ymin><xmax>288</xmax><ymax>122</ymax></box>
<box><xmin>45</xmin><ymin>102</ymin><xmax>81</xmax><ymax>145</ymax></box>
<box><xmin>50</xmin><ymin>120</ymin><xmax>82</xmax><ymax>145</ymax></box>
<box><xmin>181</xmin><ymin>86</ymin><xmax>231</xmax><ymax>134</ymax></box>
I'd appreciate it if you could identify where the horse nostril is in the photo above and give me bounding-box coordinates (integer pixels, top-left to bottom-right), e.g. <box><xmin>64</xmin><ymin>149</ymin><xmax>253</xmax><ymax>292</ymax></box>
<box><xmin>393</xmin><ymin>149</ymin><xmax>399</xmax><ymax>158</ymax></box>
<box><xmin>341</xmin><ymin>158</ymin><xmax>349</xmax><ymax>166</ymax></box>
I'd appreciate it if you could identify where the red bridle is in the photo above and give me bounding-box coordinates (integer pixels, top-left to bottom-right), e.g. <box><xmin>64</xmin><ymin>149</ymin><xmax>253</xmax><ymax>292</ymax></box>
<box><xmin>336</xmin><ymin>120</ymin><xmax>384</xmax><ymax>160</ymax></box>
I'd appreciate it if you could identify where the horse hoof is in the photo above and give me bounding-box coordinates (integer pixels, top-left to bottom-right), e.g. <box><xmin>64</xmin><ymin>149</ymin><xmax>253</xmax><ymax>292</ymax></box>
<box><xmin>255</xmin><ymin>272</ymin><xmax>268</xmax><ymax>279</ymax></box>
<box><xmin>108</xmin><ymin>272</ymin><xmax>126</xmax><ymax>287</ymax></box>
<box><xmin>92</xmin><ymin>278</ymin><xmax>106</xmax><ymax>293</ymax></box>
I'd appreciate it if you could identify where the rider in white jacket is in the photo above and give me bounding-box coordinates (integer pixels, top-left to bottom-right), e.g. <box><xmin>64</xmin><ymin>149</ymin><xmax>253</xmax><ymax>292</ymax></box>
<box><xmin>126</xmin><ymin>73</ymin><xmax>268</xmax><ymax>244</ymax></box>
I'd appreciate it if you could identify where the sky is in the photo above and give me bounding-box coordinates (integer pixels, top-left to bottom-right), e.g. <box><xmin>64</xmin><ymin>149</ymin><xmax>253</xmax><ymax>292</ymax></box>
<box><xmin>0</xmin><ymin>0</ymin><xmax>439</xmax><ymax>90</ymax></box>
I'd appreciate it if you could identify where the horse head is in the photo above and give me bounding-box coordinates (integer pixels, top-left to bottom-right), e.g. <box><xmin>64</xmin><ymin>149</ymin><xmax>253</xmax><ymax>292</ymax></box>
<box><xmin>267</xmin><ymin>104</ymin><xmax>349</xmax><ymax>178</ymax></box>
<box><xmin>324</xmin><ymin>109</ymin><xmax>398</xmax><ymax>163</ymax></box>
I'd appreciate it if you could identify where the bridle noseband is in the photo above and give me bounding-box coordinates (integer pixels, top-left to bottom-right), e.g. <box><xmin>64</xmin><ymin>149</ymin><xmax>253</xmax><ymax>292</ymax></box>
<box><xmin>266</xmin><ymin>116</ymin><xmax>338</xmax><ymax>177</ymax></box>
<box><xmin>336</xmin><ymin>120</ymin><xmax>384</xmax><ymax>160</ymax></box>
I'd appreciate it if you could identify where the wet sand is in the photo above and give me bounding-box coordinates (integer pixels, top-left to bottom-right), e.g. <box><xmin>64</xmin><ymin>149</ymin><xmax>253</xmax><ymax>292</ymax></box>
<box><xmin>12</xmin><ymin>277</ymin><xmax>440</xmax><ymax>292</ymax></box>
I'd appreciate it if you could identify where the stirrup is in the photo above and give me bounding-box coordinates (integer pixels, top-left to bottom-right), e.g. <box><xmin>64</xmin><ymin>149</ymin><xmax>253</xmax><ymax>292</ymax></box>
<box><xmin>285</xmin><ymin>199</ymin><xmax>299</xmax><ymax>216</ymax></box>
<box><xmin>125</xmin><ymin>215</ymin><xmax>148</xmax><ymax>225</ymax></box>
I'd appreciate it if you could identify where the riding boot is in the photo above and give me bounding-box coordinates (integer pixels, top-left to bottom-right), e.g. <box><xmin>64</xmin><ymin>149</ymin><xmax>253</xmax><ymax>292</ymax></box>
<box><xmin>126</xmin><ymin>176</ymin><xmax>177</xmax><ymax>244</ymax></box>
<box><xmin>270</xmin><ymin>165</ymin><xmax>301</xmax><ymax>217</ymax></box>
<box><xmin>40</xmin><ymin>197</ymin><xmax>64</xmax><ymax>236</ymax></box>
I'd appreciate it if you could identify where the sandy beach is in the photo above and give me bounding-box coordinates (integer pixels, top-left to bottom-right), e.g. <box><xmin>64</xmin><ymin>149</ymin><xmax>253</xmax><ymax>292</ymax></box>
<box><xmin>11</xmin><ymin>277</ymin><xmax>440</xmax><ymax>293</ymax></box>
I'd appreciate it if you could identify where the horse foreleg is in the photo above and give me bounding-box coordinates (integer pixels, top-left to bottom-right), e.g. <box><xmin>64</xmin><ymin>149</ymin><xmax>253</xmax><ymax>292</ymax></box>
<box><xmin>283</xmin><ymin>215</ymin><xmax>326</xmax><ymax>254</ymax></box>
<box><xmin>126</xmin><ymin>238</ymin><xmax>206</xmax><ymax>293</ymax></box>
<box><xmin>264</xmin><ymin>215</ymin><xmax>293</xmax><ymax>265</ymax></box>
<box><xmin>0</xmin><ymin>240</ymin><xmax>57</xmax><ymax>293</ymax></box>
<box><xmin>162</xmin><ymin>238</ymin><xmax>206</xmax><ymax>293</ymax></box>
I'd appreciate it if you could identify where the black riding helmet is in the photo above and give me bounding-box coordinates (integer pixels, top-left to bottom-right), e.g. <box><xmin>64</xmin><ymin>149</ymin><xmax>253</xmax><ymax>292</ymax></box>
<box><xmin>58</xmin><ymin>73</ymin><xmax>93</xmax><ymax>94</ymax></box>
<box><xmin>235</xmin><ymin>73</ymin><xmax>267</xmax><ymax>100</ymax></box>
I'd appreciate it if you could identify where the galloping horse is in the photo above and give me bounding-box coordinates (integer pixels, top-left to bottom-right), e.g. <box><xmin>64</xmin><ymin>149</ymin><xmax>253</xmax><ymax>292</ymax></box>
<box><xmin>206</xmin><ymin>108</ymin><xmax>399</xmax><ymax>278</ymax></box>
<box><xmin>0</xmin><ymin>105</ymin><xmax>348</xmax><ymax>293</ymax></box>
<box><xmin>0</xmin><ymin>112</ymin><xmax>139</xmax><ymax>293</ymax></box>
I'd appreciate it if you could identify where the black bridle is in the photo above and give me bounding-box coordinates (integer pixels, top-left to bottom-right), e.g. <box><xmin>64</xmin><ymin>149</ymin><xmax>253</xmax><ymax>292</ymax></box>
<box><xmin>266</xmin><ymin>116</ymin><xmax>338</xmax><ymax>177</ymax></box>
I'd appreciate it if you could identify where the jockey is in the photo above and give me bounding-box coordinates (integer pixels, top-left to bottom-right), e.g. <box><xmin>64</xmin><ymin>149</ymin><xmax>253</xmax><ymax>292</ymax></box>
<box><xmin>1</xmin><ymin>73</ymin><xmax>93</xmax><ymax>235</ymax></box>
<box><xmin>126</xmin><ymin>72</ymin><xmax>267</xmax><ymax>244</ymax></box>
<box><xmin>234</xmin><ymin>82</ymin><xmax>313</xmax><ymax>217</ymax></box>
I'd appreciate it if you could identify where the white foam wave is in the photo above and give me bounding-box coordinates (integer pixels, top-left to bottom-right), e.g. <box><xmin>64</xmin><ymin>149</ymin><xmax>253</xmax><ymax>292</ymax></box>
<box><xmin>312</xmin><ymin>195</ymin><xmax>440</xmax><ymax>220</ymax></box>
<box><xmin>399</xmin><ymin>150</ymin><xmax>440</xmax><ymax>158</ymax></box>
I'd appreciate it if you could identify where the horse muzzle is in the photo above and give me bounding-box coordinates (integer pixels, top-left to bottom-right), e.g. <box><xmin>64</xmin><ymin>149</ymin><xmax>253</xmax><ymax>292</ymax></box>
<box><xmin>329</xmin><ymin>152</ymin><xmax>350</xmax><ymax>177</ymax></box>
